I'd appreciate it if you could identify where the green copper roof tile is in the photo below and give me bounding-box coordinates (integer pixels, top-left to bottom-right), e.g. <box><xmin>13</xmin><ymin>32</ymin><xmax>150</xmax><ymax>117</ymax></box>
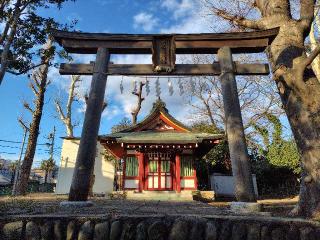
<box><xmin>100</xmin><ymin>131</ymin><xmax>224</xmax><ymax>144</ymax></box>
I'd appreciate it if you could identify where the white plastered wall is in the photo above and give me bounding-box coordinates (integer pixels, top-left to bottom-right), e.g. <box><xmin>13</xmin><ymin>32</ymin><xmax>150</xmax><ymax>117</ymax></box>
<box><xmin>55</xmin><ymin>139</ymin><xmax>114</xmax><ymax>194</ymax></box>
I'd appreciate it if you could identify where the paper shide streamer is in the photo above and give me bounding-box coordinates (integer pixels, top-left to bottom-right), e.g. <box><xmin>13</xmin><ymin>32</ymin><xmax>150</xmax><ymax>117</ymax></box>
<box><xmin>132</xmin><ymin>79</ymin><xmax>137</xmax><ymax>93</ymax></box>
<box><xmin>178</xmin><ymin>78</ymin><xmax>184</xmax><ymax>96</ymax></box>
<box><xmin>145</xmin><ymin>77</ymin><xmax>150</xmax><ymax>96</ymax></box>
<box><xmin>168</xmin><ymin>77</ymin><xmax>173</xmax><ymax>96</ymax></box>
<box><xmin>155</xmin><ymin>77</ymin><xmax>161</xmax><ymax>98</ymax></box>
<box><xmin>190</xmin><ymin>77</ymin><xmax>195</xmax><ymax>94</ymax></box>
<box><xmin>120</xmin><ymin>76</ymin><xmax>124</xmax><ymax>94</ymax></box>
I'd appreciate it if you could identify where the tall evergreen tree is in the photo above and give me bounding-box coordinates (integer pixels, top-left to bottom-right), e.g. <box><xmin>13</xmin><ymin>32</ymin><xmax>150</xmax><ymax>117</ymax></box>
<box><xmin>0</xmin><ymin>0</ymin><xmax>75</xmax><ymax>84</ymax></box>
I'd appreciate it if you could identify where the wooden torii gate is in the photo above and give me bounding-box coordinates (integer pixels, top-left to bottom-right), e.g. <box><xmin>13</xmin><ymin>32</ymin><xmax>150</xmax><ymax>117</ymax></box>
<box><xmin>53</xmin><ymin>28</ymin><xmax>278</xmax><ymax>202</ymax></box>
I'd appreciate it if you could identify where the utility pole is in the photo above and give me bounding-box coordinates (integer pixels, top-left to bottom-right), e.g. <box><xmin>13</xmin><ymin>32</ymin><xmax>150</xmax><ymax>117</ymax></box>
<box><xmin>45</xmin><ymin>126</ymin><xmax>56</xmax><ymax>183</ymax></box>
<box><xmin>48</xmin><ymin>126</ymin><xmax>56</xmax><ymax>161</ymax></box>
<box><xmin>12</xmin><ymin>118</ymin><xmax>29</xmax><ymax>196</ymax></box>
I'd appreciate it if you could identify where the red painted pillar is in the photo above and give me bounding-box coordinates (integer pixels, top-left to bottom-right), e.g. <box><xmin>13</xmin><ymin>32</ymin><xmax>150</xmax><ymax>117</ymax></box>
<box><xmin>175</xmin><ymin>153</ymin><xmax>181</xmax><ymax>193</ymax></box>
<box><xmin>144</xmin><ymin>156</ymin><xmax>148</xmax><ymax>190</ymax></box>
<box><xmin>122</xmin><ymin>155</ymin><xmax>126</xmax><ymax>190</ymax></box>
<box><xmin>193</xmin><ymin>157</ymin><xmax>198</xmax><ymax>190</ymax></box>
<box><xmin>138</xmin><ymin>152</ymin><xmax>144</xmax><ymax>192</ymax></box>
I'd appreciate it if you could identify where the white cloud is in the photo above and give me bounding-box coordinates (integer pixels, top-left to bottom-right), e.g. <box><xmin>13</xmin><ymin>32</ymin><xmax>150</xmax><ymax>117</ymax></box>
<box><xmin>160</xmin><ymin>1</ymin><xmax>211</xmax><ymax>33</ymax></box>
<box><xmin>161</xmin><ymin>0</ymin><xmax>178</xmax><ymax>10</ymax></box>
<box><xmin>95</xmin><ymin>0</ymin><xmax>111</xmax><ymax>6</ymax></box>
<box><xmin>160</xmin><ymin>0</ymin><xmax>228</xmax><ymax>34</ymax></box>
<box><xmin>133</xmin><ymin>12</ymin><xmax>158</xmax><ymax>32</ymax></box>
<box><xmin>161</xmin><ymin>0</ymin><xmax>194</xmax><ymax>19</ymax></box>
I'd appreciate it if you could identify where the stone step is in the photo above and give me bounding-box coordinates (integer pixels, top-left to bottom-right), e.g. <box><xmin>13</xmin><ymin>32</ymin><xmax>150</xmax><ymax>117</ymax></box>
<box><xmin>125</xmin><ymin>190</ymin><xmax>194</xmax><ymax>201</ymax></box>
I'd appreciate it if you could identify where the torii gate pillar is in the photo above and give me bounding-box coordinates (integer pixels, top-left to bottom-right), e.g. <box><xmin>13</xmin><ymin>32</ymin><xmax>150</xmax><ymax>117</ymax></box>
<box><xmin>68</xmin><ymin>48</ymin><xmax>110</xmax><ymax>201</ymax></box>
<box><xmin>218</xmin><ymin>47</ymin><xmax>256</xmax><ymax>202</ymax></box>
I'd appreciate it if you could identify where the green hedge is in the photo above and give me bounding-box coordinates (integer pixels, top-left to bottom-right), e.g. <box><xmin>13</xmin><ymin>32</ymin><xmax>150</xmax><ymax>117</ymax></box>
<box><xmin>0</xmin><ymin>182</ymin><xmax>55</xmax><ymax>196</ymax></box>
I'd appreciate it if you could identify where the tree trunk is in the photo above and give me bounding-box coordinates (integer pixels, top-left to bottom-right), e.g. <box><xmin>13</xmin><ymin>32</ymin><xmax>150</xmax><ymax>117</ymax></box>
<box><xmin>65</xmin><ymin>75</ymin><xmax>80</xmax><ymax>137</ymax></box>
<box><xmin>15</xmin><ymin>40</ymin><xmax>52</xmax><ymax>195</ymax></box>
<box><xmin>0</xmin><ymin>0</ymin><xmax>21</xmax><ymax>85</ymax></box>
<box><xmin>255</xmin><ymin>0</ymin><xmax>320</xmax><ymax>217</ymax></box>
<box><xmin>15</xmin><ymin>69</ymin><xmax>48</xmax><ymax>195</ymax></box>
<box><xmin>210</xmin><ymin>0</ymin><xmax>320</xmax><ymax>218</ymax></box>
<box><xmin>11</xmin><ymin>171</ymin><xmax>15</xmax><ymax>184</ymax></box>
<box><xmin>44</xmin><ymin>171</ymin><xmax>48</xmax><ymax>184</ymax></box>
<box><xmin>55</xmin><ymin>75</ymin><xmax>81</xmax><ymax>138</ymax></box>
<box><xmin>131</xmin><ymin>81</ymin><xmax>145</xmax><ymax>125</ymax></box>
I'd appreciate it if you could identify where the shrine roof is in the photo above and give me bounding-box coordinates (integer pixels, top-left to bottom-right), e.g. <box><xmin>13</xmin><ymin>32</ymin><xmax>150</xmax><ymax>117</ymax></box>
<box><xmin>99</xmin><ymin>99</ymin><xmax>224</xmax><ymax>144</ymax></box>
<box><xmin>99</xmin><ymin>131</ymin><xmax>223</xmax><ymax>144</ymax></box>
<box><xmin>118</xmin><ymin>98</ymin><xmax>191</xmax><ymax>133</ymax></box>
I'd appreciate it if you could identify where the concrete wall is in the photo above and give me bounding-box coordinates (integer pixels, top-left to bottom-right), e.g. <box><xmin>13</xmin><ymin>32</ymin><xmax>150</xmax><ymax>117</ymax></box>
<box><xmin>55</xmin><ymin>139</ymin><xmax>114</xmax><ymax>195</ymax></box>
<box><xmin>210</xmin><ymin>173</ymin><xmax>258</xmax><ymax>198</ymax></box>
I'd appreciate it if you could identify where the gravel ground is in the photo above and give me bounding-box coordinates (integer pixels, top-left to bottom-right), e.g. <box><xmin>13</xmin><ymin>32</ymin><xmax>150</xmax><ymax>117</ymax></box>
<box><xmin>0</xmin><ymin>193</ymin><xmax>297</xmax><ymax>217</ymax></box>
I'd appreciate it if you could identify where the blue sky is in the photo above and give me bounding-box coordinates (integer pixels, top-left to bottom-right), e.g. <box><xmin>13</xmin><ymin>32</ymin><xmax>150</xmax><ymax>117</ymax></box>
<box><xmin>0</xmin><ymin>0</ymin><xmax>289</xmax><ymax>166</ymax></box>
<box><xmin>0</xmin><ymin>0</ymin><xmax>217</xmax><ymax>165</ymax></box>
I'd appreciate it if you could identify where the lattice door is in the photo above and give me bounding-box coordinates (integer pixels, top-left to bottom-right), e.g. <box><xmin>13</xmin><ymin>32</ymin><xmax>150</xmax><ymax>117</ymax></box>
<box><xmin>146</xmin><ymin>151</ymin><xmax>173</xmax><ymax>190</ymax></box>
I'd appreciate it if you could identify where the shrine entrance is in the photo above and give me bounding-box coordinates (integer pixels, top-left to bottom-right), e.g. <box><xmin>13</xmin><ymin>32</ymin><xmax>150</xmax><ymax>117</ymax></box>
<box><xmin>146</xmin><ymin>151</ymin><xmax>173</xmax><ymax>191</ymax></box>
<box><xmin>53</xmin><ymin>28</ymin><xmax>279</xmax><ymax>202</ymax></box>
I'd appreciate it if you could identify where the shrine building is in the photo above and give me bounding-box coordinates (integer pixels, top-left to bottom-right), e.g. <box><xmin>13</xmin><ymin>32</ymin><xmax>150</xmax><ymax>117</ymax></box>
<box><xmin>100</xmin><ymin>99</ymin><xmax>223</xmax><ymax>193</ymax></box>
<box><xmin>56</xmin><ymin>99</ymin><xmax>223</xmax><ymax>198</ymax></box>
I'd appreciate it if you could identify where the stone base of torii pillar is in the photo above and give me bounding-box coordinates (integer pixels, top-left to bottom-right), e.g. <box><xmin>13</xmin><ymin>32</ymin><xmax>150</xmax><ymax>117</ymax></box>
<box><xmin>230</xmin><ymin>202</ymin><xmax>262</xmax><ymax>213</ymax></box>
<box><xmin>60</xmin><ymin>201</ymin><xmax>94</xmax><ymax>208</ymax></box>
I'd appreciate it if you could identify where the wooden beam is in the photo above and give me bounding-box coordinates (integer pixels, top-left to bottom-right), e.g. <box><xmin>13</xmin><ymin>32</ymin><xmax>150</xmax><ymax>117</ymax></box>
<box><xmin>53</xmin><ymin>28</ymin><xmax>279</xmax><ymax>54</ymax></box>
<box><xmin>60</xmin><ymin>39</ymin><xmax>269</xmax><ymax>54</ymax></box>
<box><xmin>59</xmin><ymin>63</ymin><xmax>269</xmax><ymax>76</ymax></box>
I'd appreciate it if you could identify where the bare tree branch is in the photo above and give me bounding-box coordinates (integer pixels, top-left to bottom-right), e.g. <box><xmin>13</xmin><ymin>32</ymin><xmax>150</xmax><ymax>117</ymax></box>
<box><xmin>205</xmin><ymin>1</ymin><xmax>264</xmax><ymax>30</ymax></box>
<box><xmin>23</xmin><ymin>101</ymin><xmax>34</xmax><ymax>114</ymax></box>
<box><xmin>131</xmin><ymin>81</ymin><xmax>145</xmax><ymax>125</ymax></box>
<box><xmin>54</xmin><ymin>99</ymin><xmax>66</xmax><ymax>121</ymax></box>
<box><xmin>29</xmin><ymin>82</ymin><xmax>38</xmax><ymax>96</ymax></box>
<box><xmin>17</xmin><ymin>117</ymin><xmax>30</xmax><ymax>131</ymax></box>
<box><xmin>216</xmin><ymin>10</ymin><xmax>264</xmax><ymax>29</ymax></box>
<box><xmin>6</xmin><ymin>62</ymin><xmax>52</xmax><ymax>76</ymax></box>
<box><xmin>102</xmin><ymin>101</ymin><xmax>108</xmax><ymax>111</ymax></box>
<box><xmin>303</xmin><ymin>45</ymin><xmax>320</xmax><ymax>67</ymax></box>
<box><xmin>84</xmin><ymin>92</ymin><xmax>107</xmax><ymax>113</ymax></box>
<box><xmin>300</xmin><ymin>0</ymin><xmax>317</xmax><ymax>30</ymax></box>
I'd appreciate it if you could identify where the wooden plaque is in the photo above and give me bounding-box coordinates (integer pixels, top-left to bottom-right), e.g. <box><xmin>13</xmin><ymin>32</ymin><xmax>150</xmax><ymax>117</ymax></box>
<box><xmin>152</xmin><ymin>36</ymin><xmax>176</xmax><ymax>73</ymax></box>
